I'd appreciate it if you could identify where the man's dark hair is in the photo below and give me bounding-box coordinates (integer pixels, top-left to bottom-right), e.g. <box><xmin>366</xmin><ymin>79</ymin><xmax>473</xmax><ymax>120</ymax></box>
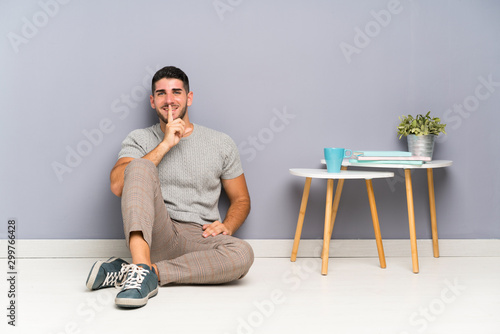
<box><xmin>151</xmin><ymin>66</ymin><xmax>190</xmax><ymax>94</ymax></box>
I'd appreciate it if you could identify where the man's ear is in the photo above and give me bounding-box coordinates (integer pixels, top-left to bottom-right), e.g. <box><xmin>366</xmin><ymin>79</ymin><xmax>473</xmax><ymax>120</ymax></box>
<box><xmin>150</xmin><ymin>95</ymin><xmax>155</xmax><ymax>109</ymax></box>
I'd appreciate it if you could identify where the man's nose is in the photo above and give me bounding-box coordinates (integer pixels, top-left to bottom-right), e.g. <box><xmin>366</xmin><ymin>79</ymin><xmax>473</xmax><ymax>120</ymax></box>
<box><xmin>165</xmin><ymin>93</ymin><xmax>175</xmax><ymax>104</ymax></box>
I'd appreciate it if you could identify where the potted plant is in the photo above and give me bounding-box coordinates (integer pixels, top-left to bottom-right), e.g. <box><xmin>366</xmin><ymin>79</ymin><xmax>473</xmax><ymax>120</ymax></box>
<box><xmin>397</xmin><ymin>111</ymin><xmax>446</xmax><ymax>159</ymax></box>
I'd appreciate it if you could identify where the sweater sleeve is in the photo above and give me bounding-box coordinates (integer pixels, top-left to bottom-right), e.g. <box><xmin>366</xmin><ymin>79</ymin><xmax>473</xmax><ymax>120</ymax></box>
<box><xmin>221</xmin><ymin>135</ymin><xmax>244</xmax><ymax>180</ymax></box>
<box><xmin>118</xmin><ymin>129</ymin><xmax>150</xmax><ymax>159</ymax></box>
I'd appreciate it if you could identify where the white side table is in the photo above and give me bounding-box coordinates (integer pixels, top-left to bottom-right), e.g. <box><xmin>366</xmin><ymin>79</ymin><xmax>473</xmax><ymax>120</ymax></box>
<box><xmin>289</xmin><ymin>169</ymin><xmax>394</xmax><ymax>275</ymax></box>
<box><xmin>337</xmin><ymin>160</ymin><xmax>453</xmax><ymax>273</ymax></box>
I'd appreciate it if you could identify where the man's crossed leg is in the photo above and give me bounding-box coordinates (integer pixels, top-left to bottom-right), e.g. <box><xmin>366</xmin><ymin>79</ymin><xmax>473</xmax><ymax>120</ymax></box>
<box><xmin>86</xmin><ymin>159</ymin><xmax>254</xmax><ymax>308</ymax></box>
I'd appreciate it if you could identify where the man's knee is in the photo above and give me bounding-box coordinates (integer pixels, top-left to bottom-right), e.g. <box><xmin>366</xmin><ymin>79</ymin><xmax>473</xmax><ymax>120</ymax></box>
<box><xmin>123</xmin><ymin>159</ymin><xmax>159</xmax><ymax>187</ymax></box>
<box><xmin>234</xmin><ymin>239</ymin><xmax>254</xmax><ymax>278</ymax></box>
<box><xmin>125</xmin><ymin>158</ymin><xmax>156</xmax><ymax>174</ymax></box>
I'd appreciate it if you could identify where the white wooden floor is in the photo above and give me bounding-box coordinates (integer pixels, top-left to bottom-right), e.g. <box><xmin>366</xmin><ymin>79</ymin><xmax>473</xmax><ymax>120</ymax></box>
<box><xmin>3</xmin><ymin>256</ymin><xmax>500</xmax><ymax>334</ymax></box>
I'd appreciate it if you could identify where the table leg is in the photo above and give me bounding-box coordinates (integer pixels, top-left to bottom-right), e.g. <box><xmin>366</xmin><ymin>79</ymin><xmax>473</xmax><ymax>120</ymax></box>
<box><xmin>405</xmin><ymin>169</ymin><xmax>419</xmax><ymax>273</ymax></box>
<box><xmin>321</xmin><ymin>179</ymin><xmax>335</xmax><ymax>275</ymax></box>
<box><xmin>291</xmin><ymin>177</ymin><xmax>312</xmax><ymax>262</ymax></box>
<box><xmin>365</xmin><ymin>179</ymin><xmax>386</xmax><ymax>269</ymax></box>
<box><xmin>329</xmin><ymin>166</ymin><xmax>347</xmax><ymax>237</ymax></box>
<box><xmin>427</xmin><ymin>169</ymin><xmax>440</xmax><ymax>258</ymax></box>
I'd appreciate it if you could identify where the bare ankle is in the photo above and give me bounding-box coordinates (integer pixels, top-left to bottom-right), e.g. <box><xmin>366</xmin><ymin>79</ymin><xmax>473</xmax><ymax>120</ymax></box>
<box><xmin>129</xmin><ymin>231</ymin><xmax>152</xmax><ymax>267</ymax></box>
<box><xmin>152</xmin><ymin>264</ymin><xmax>160</xmax><ymax>282</ymax></box>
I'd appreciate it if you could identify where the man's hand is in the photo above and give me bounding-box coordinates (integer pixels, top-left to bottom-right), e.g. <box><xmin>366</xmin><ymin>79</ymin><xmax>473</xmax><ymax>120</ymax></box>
<box><xmin>163</xmin><ymin>106</ymin><xmax>190</xmax><ymax>149</ymax></box>
<box><xmin>202</xmin><ymin>221</ymin><xmax>232</xmax><ymax>238</ymax></box>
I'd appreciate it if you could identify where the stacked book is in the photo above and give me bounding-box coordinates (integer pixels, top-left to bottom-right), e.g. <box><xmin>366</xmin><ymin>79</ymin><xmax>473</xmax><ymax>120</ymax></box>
<box><xmin>349</xmin><ymin>151</ymin><xmax>431</xmax><ymax>165</ymax></box>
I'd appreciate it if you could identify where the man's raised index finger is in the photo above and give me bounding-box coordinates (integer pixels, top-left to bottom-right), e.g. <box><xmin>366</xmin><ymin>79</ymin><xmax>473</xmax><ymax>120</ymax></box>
<box><xmin>167</xmin><ymin>105</ymin><xmax>173</xmax><ymax>123</ymax></box>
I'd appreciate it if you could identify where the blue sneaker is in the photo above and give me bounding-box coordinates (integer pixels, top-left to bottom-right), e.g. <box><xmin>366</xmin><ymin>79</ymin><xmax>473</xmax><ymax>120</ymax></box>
<box><xmin>86</xmin><ymin>257</ymin><xmax>129</xmax><ymax>290</ymax></box>
<box><xmin>115</xmin><ymin>264</ymin><xmax>158</xmax><ymax>308</ymax></box>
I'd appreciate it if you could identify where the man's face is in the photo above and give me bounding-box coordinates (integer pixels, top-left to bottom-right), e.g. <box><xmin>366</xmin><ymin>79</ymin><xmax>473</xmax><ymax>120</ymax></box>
<box><xmin>150</xmin><ymin>78</ymin><xmax>193</xmax><ymax>124</ymax></box>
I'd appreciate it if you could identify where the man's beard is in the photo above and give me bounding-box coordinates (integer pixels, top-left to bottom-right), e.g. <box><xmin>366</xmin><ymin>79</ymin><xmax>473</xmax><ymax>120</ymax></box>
<box><xmin>157</xmin><ymin>104</ymin><xmax>187</xmax><ymax>124</ymax></box>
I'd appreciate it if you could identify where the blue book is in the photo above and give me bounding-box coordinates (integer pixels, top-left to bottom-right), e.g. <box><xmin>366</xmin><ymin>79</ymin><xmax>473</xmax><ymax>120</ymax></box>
<box><xmin>353</xmin><ymin>151</ymin><xmax>412</xmax><ymax>157</ymax></box>
<box><xmin>349</xmin><ymin>159</ymin><xmax>424</xmax><ymax>165</ymax></box>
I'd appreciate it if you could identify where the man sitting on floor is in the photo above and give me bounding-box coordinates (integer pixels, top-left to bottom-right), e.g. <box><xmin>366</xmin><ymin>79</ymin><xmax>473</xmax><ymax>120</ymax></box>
<box><xmin>85</xmin><ymin>66</ymin><xmax>254</xmax><ymax>308</ymax></box>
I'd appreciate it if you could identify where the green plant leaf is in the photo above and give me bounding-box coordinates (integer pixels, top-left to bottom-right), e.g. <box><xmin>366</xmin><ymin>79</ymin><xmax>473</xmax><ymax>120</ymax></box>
<box><xmin>396</xmin><ymin>111</ymin><xmax>447</xmax><ymax>137</ymax></box>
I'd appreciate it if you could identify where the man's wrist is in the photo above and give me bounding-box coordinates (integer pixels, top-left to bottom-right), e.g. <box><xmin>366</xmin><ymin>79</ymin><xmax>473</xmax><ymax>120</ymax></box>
<box><xmin>159</xmin><ymin>140</ymin><xmax>171</xmax><ymax>150</ymax></box>
<box><xmin>157</xmin><ymin>141</ymin><xmax>173</xmax><ymax>155</ymax></box>
<box><xmin>221</xmin><ymin>221</ymin><xmax>235</xmax><ymax>235</ymax></box>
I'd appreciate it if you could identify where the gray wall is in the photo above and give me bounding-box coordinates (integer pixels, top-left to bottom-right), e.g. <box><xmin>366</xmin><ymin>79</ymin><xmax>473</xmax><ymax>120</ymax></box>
<box><xmin>1</xmin><ymin>0</ymin><xmax>499</xmax><ymax>240</ymax></box>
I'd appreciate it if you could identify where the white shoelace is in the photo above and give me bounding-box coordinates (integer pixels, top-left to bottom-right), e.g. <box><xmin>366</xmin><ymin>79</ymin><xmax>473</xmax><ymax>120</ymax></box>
<box><xmin>103</xmin><ymin>265</ymin><xmax>128</xmax><ymax>286</ymax></box>
<box><xmin>116</xmin><ymin>264</ymin><xmax>149</xmax><ymax>291</ymax></box>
